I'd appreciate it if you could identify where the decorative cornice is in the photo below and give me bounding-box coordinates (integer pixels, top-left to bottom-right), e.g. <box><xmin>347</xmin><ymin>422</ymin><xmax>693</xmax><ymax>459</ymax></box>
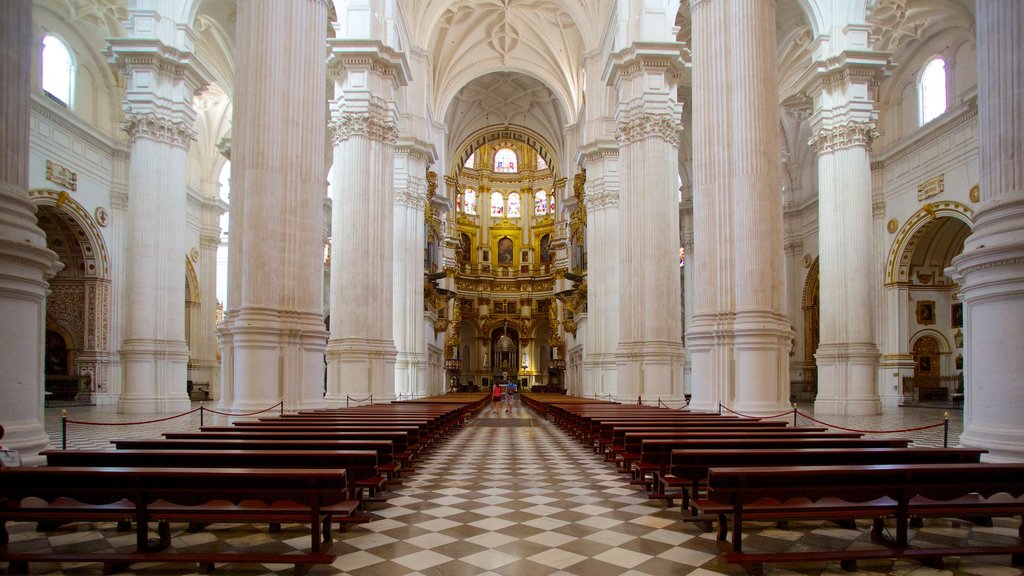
<box><xmin>616</xmin><ymin>112</ymin><xmax>681</xmax><ymax>146</ymax></box>
<box><xmin>330</xmin><ymin>110</ymin><xmax>398</xmax><ymax>145</ymax></box>
<box><xmin>585</xmin><ymin>189</ymin><xmax>619</xmax><ymax>210</ymax></box>
<box><xmin>808</xmin><ymin>121</ymin><xmax>878</xmax><ymax>154</ymax></box>
<box><xmin>872</xmin><ymin>99</ymin><xmax>978</xmax><ymax>170</ymax></box>
<box><xmin>31</xmin><ymin>94</ymin><xmax>124</xmax><ymax>156</ymax></box>
<box><xmin>394</xmin><ymin>188</ymin><xmax>426</xmax><ymax>209</ymax></box>
<box><xmin>122</xmin><ymin>113</ymin><xmax>196</xmax><ymax>149</ymax></box>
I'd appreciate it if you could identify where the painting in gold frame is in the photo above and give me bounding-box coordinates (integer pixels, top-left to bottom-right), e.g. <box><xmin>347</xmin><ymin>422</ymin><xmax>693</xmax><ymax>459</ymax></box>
<box><xmin>916</xmin><ymin>300</ymin><xmax>935</xmax><ymax>325</ymax></box>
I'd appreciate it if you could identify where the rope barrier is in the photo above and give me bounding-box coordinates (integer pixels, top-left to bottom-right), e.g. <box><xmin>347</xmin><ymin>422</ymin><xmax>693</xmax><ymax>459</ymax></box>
<box><xmin>61</xmin><ymin>401</ymin><xmax>285</xmax><ymax>449</ymax></box>
<box><xmin>795</xmin><ymin>410</ymin><xmax>947</xmax><ymax>434</ymax></box>
<box><xmin>718</xmin><ymin>403</ymin><xmax>796</xmax><ymax>420</ymax></box>
<box><xmin>346</xmin><ymin>394</ymin><xmax>373</xmax><ymax>407</ymax></box>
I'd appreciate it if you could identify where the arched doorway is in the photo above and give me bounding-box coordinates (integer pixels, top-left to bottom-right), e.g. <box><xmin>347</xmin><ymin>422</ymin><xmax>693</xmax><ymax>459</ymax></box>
<box><xmin>31</xmin><ymin>191</ymin><xmax>112</xmax><ymax>404</ymax></box>
<box><xmin>883</xmin><ymin>203</ymin><xmax>972</xmax><ymax>406</ymax></box>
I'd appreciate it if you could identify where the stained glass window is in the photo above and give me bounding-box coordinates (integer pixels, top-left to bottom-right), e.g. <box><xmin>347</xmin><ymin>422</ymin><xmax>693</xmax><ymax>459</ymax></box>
<box><xmin>494</xmin><ymin>148</ymin><xmax>517</xmax><ymax>173</ymax></box>
<box><xmin>537</xmin><ymin>155</ymin><xmax>547</xmax><ymax>170</ymax></box>
<box><xmin>507</xmin><ymin>192</ymin><xmax>521</xmax><ymax>217</ymax></box>
<box><xmin>456</xmin><ymin>194</ymin><xmax>462</xmax><ymax>212</ymax></box>
<box><xmin>490</xmin><ymin>191</ymin><xmax>504</xmax><ymax>217</ymax></box>
<box><xmin>464</xmin><ymin>189</ymin><xmax>477</xmax><ymax>215</ymax></box>
<box><xmin>464</xmin><ymin>152</ymin><xmax>474</xmax><ymax>169</ymax></box>
<box><xmin>920</xmin><ymin>57</ymin><xmax>947</xmax><ymax>125</ymax></box>
<box><xmin>534</xmin><ymin>190</ymin><xmax>547</xmax><ymax>215</ymax></box>
<box><xmin>42</xmin><ymin>35</ymin><xmax>74</xmax><ymax>107</ymax></box>
<box><xmin>549</xmin><ymin>196</ymin><xmax>555</xmax><ymax>214</ymax></box>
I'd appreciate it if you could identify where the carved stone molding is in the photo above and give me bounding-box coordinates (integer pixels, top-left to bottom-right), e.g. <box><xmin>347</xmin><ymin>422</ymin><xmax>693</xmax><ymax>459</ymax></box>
<box><xmin>123</xmin><ymin>114</ymin><xmax>196</xmax><ymax>149</ymax></box>
<box><xmin>616</xmin><ymin>112</ymin><xmax>681</xmax><ymax>146</ymax></box>
<box><xmin>330</xmin><ymin>111</ymin><xmax>399</xmax><ymax>145</ymax></box>
<box><xmin>809</xmin><ymin>121</ymin><xmax>878</xmax><ymax>154</ymax></box>
<box><xmin>394</xmin><ymin>187</ymin><xmax>427</xmax><ymax>210</ymax></box>
<box><xmin>585</xmin><ymin>189</ymin><xmax>620</xmax><ymax>210</ymax></box>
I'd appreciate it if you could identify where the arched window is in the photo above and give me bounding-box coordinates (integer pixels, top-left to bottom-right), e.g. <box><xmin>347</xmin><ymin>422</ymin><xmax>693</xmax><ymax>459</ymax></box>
<box><xmin>537</xmin><ymin>155</ymin><xmax>547</xmax><ymax>170</ymax></box>
<box><xmin>42</xmin><ymin>35</ymin><xmax>74</xmax><ymax>107</ymax></box>
<box><xmin>494</xmin><ymin>148</ymin><xmax>517</xmax><ymax>173</ymax></box>
<box><xmin>507</xmin><ymin>192</ymin><xmax>521</xmax><ymax>217</ymax></box>
<box><xmin>463</xmin><ymin>189</ymin><xmax>477</xmax><ymax>215</ymax></box>
<box><xmin>490</xmin><ymin>191</ymin><xmax>504</xmax><ymax>217</ymax></box>
<box><xmin>534</xmin><ymin>190</ymin><xmax>547</xmax><ymax>215</ymax></box>
<box><xmin>549</xmin><ymin>195</ymin><xmax>555</xmax><ymax>214</ymax></box>
<box><xmin>464</xmin><ymin>152</ymin><xmax>474</xmax><ymax>169</ymax></box>
<box><xmin>919</xmin><ymin>57</ymin><xmax>947</xmax><ymax>125</ymax></box>
<box><xmin>455</xmin><ymin>193</ymin><xmax>462</xmax><ymax>212</ymax></box>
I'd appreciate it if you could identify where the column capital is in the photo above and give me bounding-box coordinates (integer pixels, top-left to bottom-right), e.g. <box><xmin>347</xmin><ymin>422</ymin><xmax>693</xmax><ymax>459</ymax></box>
<box><xmin>808</xmin><ymin>121</ymin><xmax>878</xmax><ymax>155</ymax></box>
<box><xmin>122</xmin><ymin>113</ymin><xmax>196</xmax><ymax>148</ymax></box>
<box><xmin>395</xmin><ymin>188</ymin><xmax>427</xmax><ymax>210</ymax></box>
<box><xmin>106</xmin><ymin>37</ymin><xmax>212</xmax><ymax>129</ymax></box>
<box><xmin>603</xmin><ymin>42</ymin><xmax>687</xmax><ymax>88</ymax></box>
<box><xmin>395</xmin><ymin>138</ymin><xmax>439</xmax><ymax>165</ymax></box>
<box><xmin>616</xmin><ymin>111</ymin><xmax>681</xmax><ymax>146</ymax></box>
<box><xmin>329</xmin><ymin>107</ymin><xmax>399</xmax><ymax>145</ymax></box>
<box><xmin>327</xmin><ymin>39</ymin><xmax>410</xmax><ymax>88</ymax></box>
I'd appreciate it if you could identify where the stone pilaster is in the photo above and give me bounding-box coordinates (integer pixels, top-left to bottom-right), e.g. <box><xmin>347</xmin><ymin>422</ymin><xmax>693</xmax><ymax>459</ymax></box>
<box><xmin>808</xmin><ymin>26</ymin><xmax>887</xmax><ymax>416</ymax></box>
<box><xmin>0</xmin><ymin>0</ymin><xmax>62</xmax><ymax>465</ymax></box>
<box><xmin>107</xmin><ymin>19</ymin><xmax>211</xmax><ymax>413</ymax></box>
<box><xmin>578</xmin><ymin>143</ymin><xmax>620</xmax><ymax>399</ymax></box>
<box><xmin>687</xmin><ymin>0</ymin><xmax>791</xmax><ymax>414</ymax></box>
<box><xmin>219</xmin><ymin>0</ymin><xmax>329</xmax><ymax>411</ymax></box>
<box><xmin>950</xmin><ymin>1</ymin><xmax>1024</xmax><ymax>462</ymax></box>
<box><xmin>325</xmin><ymin>40</ymin><xmax>408</xmax><ymax>405</ymax></box>
<box><xmin>393</xmin><ymin>142</ymin><xmax>436</xmax><ymax>399</ymax></box>
<box><xmin>604</xmin><ymin>43</ymin><xmax>686</xmax><ymax>403</ymax></box>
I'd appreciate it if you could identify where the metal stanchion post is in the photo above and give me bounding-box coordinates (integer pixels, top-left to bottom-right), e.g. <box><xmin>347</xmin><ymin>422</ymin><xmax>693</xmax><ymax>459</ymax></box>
<box><xmin>280</xmin><ymin>399</ymin><xmax>284</xmax><ymax>416</ymax></box>
<box><xmin>793</xmin><ymin>403</ymin><xmax>798</xmax><ymax>427</ymax></box>
<box><xmin>943</xmin><ymin>412</ymin><xmax>949</xmax><ymax>447</ymax></box>
<box><xmin>200</xmin><ymin>402</ymin><xmax>204</xmax><ymax>427</ymax></box>
<box><xmin>61</xmin><ymin>409</ymin><xmax>67</xmax><ymax>450</ymax></box>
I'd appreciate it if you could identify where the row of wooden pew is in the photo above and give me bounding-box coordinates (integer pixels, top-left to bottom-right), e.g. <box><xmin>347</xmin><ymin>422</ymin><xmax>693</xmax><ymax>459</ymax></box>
<box><xmin>0</xmin><ymin>393</ymin><xmax>490</xmax><ymax>574</ymax></box>
<box><xmin>528</xmin><ymin>395</ymin><xmax>1024</xmax><ymax>576</ymax></box>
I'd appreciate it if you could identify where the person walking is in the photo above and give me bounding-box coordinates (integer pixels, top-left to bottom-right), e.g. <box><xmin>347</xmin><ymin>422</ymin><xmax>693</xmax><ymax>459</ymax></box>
<box><xmin>504</xmin><ymin>380</ymin><xmax>518</xmax><ymax>413</ymax></box>
<box><xmin>491</xmin><ymin>382</ymin><xmax>502</xmax><ymax>413</ymax></box>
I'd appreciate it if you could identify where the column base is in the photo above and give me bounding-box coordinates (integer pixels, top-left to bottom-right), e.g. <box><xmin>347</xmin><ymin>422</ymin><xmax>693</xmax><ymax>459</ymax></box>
<box><xmin>119</xmin><ymin>338</ymin><xmax>190</xmax><ymax>414</ymax></box>
<box><xmin>325</xmin><ymin>338</ymin><xmax>398</xmax><ymax>404</ymax></box>
<box><xmin>961</xmin><ymin>425</ymin><xmax>1024</xmax><ymax>463</ymax></box>
<box><xmin>118</xmin><ymin>395</ymin><xmax>192</xmax><ymax>414</ymax></box>
<box><xmin>814</xmin><ymin>342</ymin><xmax>881</xmax><ymax>416</ymax></box>
<box><xmin>1</xmin><ymin>420</ymin><xmax>52</xmax><ymax>467</ymax></box>
<box><xmin>616</xmin><ymin>340</ymin><xmax>685</xmax><ymax>400</ymax></box>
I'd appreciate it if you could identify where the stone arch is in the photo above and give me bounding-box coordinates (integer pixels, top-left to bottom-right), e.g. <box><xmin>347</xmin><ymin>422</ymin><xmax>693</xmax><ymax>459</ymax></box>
<box><xmin>28</xmin><ymin>189</ymin><xmax>110</xmax><ymax>279</ymax></box>
<box><xmin>451</xmin><ymin>125</ymin><xmax>561</xmax><ymax>182</ymax></box>
<box><xmin>885</xmin><ymin>201</ymin><xmax>973</xmax><ymax>285</ymax></box>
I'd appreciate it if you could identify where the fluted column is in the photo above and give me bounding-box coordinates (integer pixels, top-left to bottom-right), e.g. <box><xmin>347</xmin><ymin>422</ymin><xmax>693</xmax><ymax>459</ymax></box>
<box><xmin>950</xmin><ymin>1</ymin><xmax>1024</xmax><ymax>462</ymax></box>
<box><xmin>605</xmin><ymin>44</ymin><xmax>686</xmax><ymax>403</ymax></box>
<box><xmin>808</xmin><ymin>26</ymin><xmax>887</xmax><ymax>416</ymax></box>
<box><xmin>0</xmin><ymin>1</ymin><xmax>62</xmax><ymax>465</ymax></box>
<box><xmin>219</xmin><ymin>0</ymin><xmax>329</xmax><ymax>411</ymax></box>
<box><xmin>579</xmin><ymin>146</ymin><xmax>620</xmax><ymax>398</ymax></box>
<box><xmin>325</xmin><ymin>40</ymin><xmax>408</xmax><ymax>405</ymax></box>
<box><xmin>687</xmin><ymin>0</ymin><xmax>791</xmax><ymax>413</ymax></box>
<box><xmin>393</xmin><ymin>144</ymin><xmax>435</xmax><ymax>398</ymax></box>
<box><xmin>107</xmin><ymin>14</ymin><xmax>210</xmax><ymax>413</ymax></box>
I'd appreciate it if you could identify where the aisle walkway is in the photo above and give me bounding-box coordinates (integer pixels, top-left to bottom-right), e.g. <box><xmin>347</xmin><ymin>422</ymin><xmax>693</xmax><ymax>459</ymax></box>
<box><xmin>8</xmin><ymin>401</ymin><xmax>1018</xmax><ymax>576</ymax></box>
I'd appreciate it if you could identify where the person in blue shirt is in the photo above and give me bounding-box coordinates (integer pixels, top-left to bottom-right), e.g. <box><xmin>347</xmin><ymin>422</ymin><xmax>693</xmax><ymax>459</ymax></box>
<box><xmin>504</xmin><ymin>380</ymin><xmax>518</xmax><ymax>412</ymax></box>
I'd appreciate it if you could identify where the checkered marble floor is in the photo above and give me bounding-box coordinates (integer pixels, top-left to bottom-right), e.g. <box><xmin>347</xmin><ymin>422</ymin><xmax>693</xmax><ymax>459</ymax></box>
<box><xmin>4</xmin><ymin>401</ymin><xmax>1017</xmax><ymax>576</ymax></box>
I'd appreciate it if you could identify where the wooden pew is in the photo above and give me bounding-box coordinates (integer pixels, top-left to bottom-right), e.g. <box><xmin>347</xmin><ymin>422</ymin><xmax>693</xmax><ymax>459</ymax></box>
<box><xmin>173</xmin><ymin>429</ymin><xmax>415</xmax><ymax>470</ymax></box>
<box><xmin>628</xmin><ymin>432</ymin><xmax>879</xmax><ymax>483</ymax></box>
<box><xmin>695</xmin><ymin>463</ymin><xmax>1024</xmax><ymax>576</ymax></box>
<box><xmin>42</xmin><ymin>449</ymin><xmax>376</xmax><ymax>515</ymax></box>
<box><xmin>0</xmin><ymin>466</ymin><xmax>346</xmax><ymax>574</ymax></box>
<box><xmin>111</xmin><ymin>438</ymin><xmax>397</xmax><ymax>499</ymax></box>
<box><xmin>602</xmin><ymin>421</ymin><xmax>792</xmax><ymax>460</ymax></box>
<box><xmin>666</xmin><ymin>446</ymin><xmax>987</xmax><ymax>515</ymax></box>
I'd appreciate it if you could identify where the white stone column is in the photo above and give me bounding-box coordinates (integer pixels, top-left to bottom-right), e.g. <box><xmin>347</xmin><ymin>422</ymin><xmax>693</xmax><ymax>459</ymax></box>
<box><xmin>950</xmin><ymin>1</ymin><xmax>1024</xmax><ymax>462</ymax></box>
<box><xmin>578</xmin><ymin>148</ymin><xmax>620</xmax><ymax>398</ymax></box>
<box><xmin>605</xmin><ymin>44</ymin><xmax>686</xmax><ymax>403</ymax></box>
<box><xmin>107</xmin><ymin>14</ymin><xmax>210</xmax><ymax>413</ymax></box>
<box><xmin>393</xmin><ymin>143</ymin><xmax>435</xmax><ymax>398</ymax></box>
<box><xmin>219</xmin><ymin>0</ymin><xmax>329</xmax><ymax>411</ymax></box>
<box><xmin>687</xmin><ymin>0</ymin><xmax>791</xmax><ymax>414</ymax></box>
<box><xmin>0</xmin><ymin>0</ymin><xmax>61</xmax><ymax>465</ymax></box>
<box><xmin>325</xmin><ymin>40</ymin><xmax>407</xmax><ymax>405</ymax></box>
<box><xmin>808</xmin><ymin>29</ymin><xmax>885</xmax><ymax>416</ymax></box>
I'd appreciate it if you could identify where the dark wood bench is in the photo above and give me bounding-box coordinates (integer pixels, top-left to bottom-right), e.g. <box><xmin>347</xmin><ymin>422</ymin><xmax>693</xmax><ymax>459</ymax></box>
<box><xmin>665</xmin><ymin>447</ymin><xmax>987</xmax><ymax>516</ymax></box>
<box><xmin>695</xmin><ymin>462</ymin><xmax>1024</xmax><ymax>575</ymax></box>
<box><xmin>42</xmin><ymin>449</ymin><xmax>374</xmax><ymax>518</ymax></box>
<box><xmin>169</xmin><ymin>429</ymin><xmax>414</xmax><ymax>476</ymax></box>
<box><xmin>599</xmin><ymin>420</ymin><xmax>791</xmax><ymax>457</ymax></box>
<box><xmin>0</xmin><ymin>466</ymin><xmax>346</xmax><ymax>574</ymax></box>
<box><xmin>628</xmin><ymin>432</ymin><xmax>889</xmax><ymax>484</ymax></box>
<box><xmin>111</xmin><ymin>438</ymin><xmax>397</xmax><ymax>499</ymax></box>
